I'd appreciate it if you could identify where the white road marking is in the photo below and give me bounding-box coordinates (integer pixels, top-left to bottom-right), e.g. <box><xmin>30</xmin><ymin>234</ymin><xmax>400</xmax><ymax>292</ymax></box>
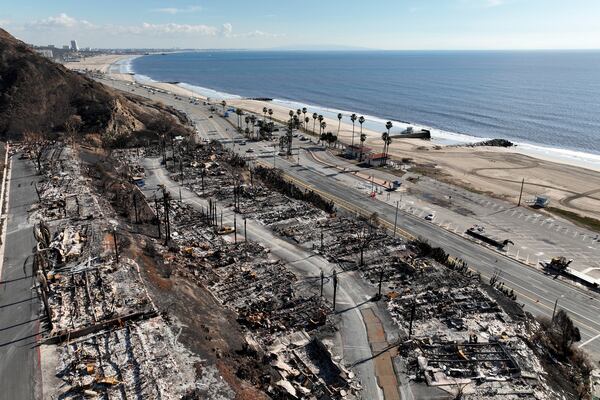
<box><xmin>579</xmin><ymin>332</ymin><xmax>600</xmax><ymax>348</ymax></box>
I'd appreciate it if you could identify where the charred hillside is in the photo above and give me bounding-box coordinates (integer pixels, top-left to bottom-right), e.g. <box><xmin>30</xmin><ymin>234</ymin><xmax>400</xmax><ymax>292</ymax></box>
<box><xmin>0</xmin><ymin>28</ymin><xmax>190</xmax><ymax>144</ymax></box>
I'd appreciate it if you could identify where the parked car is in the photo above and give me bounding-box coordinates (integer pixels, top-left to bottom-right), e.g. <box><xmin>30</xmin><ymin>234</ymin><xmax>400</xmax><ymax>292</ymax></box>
<box><xmin>425</xmin><ymin>213</ymin><xmax>434</xmax><ymax>221</ymax></box>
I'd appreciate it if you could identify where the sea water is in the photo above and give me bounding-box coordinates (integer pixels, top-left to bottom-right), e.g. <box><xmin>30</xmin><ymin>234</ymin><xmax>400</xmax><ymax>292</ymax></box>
<box><xmin>129</xmin><ymin>50</ymin><xmax>600</xmax><ymax>167</ymax></box>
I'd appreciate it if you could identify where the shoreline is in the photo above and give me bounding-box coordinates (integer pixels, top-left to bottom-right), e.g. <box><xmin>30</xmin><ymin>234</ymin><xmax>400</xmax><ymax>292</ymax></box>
<box><xmin>116</xmin><ymin>53</ymin><xmax>600</xmax><ymax>173</ymax></box>
<box><xmin>65</xmin><ymin>54</ymin><xmax>600</xmax><ymax>221</ymax></box>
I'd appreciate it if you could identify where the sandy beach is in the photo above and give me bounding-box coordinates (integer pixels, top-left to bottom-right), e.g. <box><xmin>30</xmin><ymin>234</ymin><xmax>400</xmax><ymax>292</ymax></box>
<box><xmin>66</xmin><ymin>55</ymin><xmax>600</xmax><ymax>222</ymax></box>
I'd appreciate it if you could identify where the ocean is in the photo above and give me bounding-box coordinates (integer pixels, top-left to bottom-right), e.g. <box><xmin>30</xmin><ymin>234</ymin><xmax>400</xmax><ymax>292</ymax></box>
<box><xmin>127</xmin><ymin>50</ymin><xmax>600</xmax><ymax>164</ymax></box>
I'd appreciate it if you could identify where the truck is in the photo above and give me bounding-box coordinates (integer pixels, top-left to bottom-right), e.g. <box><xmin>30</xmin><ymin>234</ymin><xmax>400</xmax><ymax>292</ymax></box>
<box><xmin>389</xmin><ymin>180</ymin><xmax>402</xmax><ymax>191</ymax></box>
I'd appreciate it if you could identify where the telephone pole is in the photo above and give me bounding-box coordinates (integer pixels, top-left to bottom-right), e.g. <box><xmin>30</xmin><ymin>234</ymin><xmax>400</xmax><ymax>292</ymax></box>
<box><xmin>518</xmin><ymin>178</ymin><xmax>525</xmax><ymax>206</ymax></box>
<box><xmin>393</xmin><ymin>200</ymin><xmax>399</xmax><ymax>236</ymax></box>
<box><xmin>332</xmin><ymin>270</ymin><xmax>338</xmax><ymax>311</ymax></box>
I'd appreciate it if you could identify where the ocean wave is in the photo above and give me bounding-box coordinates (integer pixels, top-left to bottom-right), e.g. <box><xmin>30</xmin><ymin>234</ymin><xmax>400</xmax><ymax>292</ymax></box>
<box><xmin>177</xmin><ymin>82</ymin><xmax>243</xmax><ymax>100</ymax></box>
<box><xmin>111</xmin><ymin>55</ymin><xmax>142</xmax><ymax>74</ymax></box>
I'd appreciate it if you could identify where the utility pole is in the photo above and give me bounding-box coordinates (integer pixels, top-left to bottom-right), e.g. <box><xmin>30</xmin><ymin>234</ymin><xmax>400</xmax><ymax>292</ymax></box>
<box><xmin>34</xmin><ymin>182</ymin><xmax>41</xmax><ymax>201</ymax></box>
<box><xmin>552</xmin><ymin>296</ymin><xmax>561</xmax><ymax>321</ymax></box>
<box><xmin>320</xmin><ymin>270</ymin><xmax>324</xmax><ymax>297</ymax></box>
<box><xmin>234</xmin><ymin>213</ymin><xmax>237</xmax><ymax>242</ymax></box>
<box><xmin>155</xmin><ymin>197</ymin><xmax>161</xmax><ymax>239</ymax></box>
<box><xmin>378</xmin><ymin>267</ymin><xmax>384</xmax><ymax>297</ymax></box>
<box><xmin>163</xmin><ymin>189</ymin><xmax>171</xmax><ymax>245</ymax></box>
<box><xmin>320</xmin><ymin>227</ymin><xmax>324</xmax><ymax>251</ymax></box>
<box><xmin>408</xmin><ymin>299</ymin><xmax>416</xmax><ymax>339</ymax></box>
<box><xmin>133</xmin><ymin>191</ymin><xmax>139</xmax><ymax>223</ymax></box>
<box><xmin>393</xmin><ymin>200</ymin><xmax>399</xmax><ymax>237</ymax></box>
<box><xmin>518</xmin><ymin>178</ymin><xmax>525</xmax><ymax>206</ymax></box>
<box><xmin>332</xmin><ymin>270</ymin><xmax>338</xmax><ymax>311</ymax></box>
<box><xmin>179</xmin><ymin>158</ymin><xmax>184</xmax><ymax>186</ymax></box>
<box><xmin>244</xmin><ymin>218</ymin><xmax>247</xmax><ymax>242</ymax></box>
<box><xmin>113</xmin><ymin>228</ymin><xmax>119</xmax><ymax>263</ymax></box>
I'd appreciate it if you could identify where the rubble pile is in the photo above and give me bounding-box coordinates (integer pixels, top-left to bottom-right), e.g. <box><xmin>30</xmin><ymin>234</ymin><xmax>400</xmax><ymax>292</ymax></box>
<box><xmin>27</xmin><ymin>144</ymin><xmax>222</xmax><ymax>399</ymax></box>
<box><xmin>29</xmin><ymin>145</ymin><xmax>100</xmax><ymax>221</ymax></box>
<box><xmin>164</xmin><ymin>141</ymin><xmax>327</xmax><ymax>226</ymax></box>
<box><xmin>388</xmin><ymin>260</ymin><xmax>561</xmax><ymax>398</ymax></box>
<box><xmin>130</xmin><ymin>147</ymin><xmax>359</xmax><ymax>398</ymax></box>
<box><xmin>207</xmin><ymin>245</ymin><xmax>330</xmax><ymax>336</ymax></box>
<box><xmin>273</xmin><ymin>215</ymin><xmax>412</xmax><ymax>286</ymax></box>
<box><xmin>55</xmin><ymin>318</ymin><xmax>200</xmax><ymax>400</ymax></box>
<box><xmin>107</xmin><ymin>140</ymin><xmax>587</xmax><ymax>399</ymax></box>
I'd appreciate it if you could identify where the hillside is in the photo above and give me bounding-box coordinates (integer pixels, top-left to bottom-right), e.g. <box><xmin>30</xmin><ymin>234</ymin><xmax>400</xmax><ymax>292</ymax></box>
<box><xmin>0</xmin><ymin>28</ymin><xmax>190</xmax><ymax>144</ymax></box>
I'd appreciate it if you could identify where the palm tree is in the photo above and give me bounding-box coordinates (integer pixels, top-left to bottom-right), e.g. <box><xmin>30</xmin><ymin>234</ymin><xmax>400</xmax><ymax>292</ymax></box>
<box><xmin>312</xmin><ymin>113</ymin><xmax>318</xmax><ymax>133</ymax></box>
<box><xmin>245</xmin><ymin>116</ymin><xmax>250</xmax><ymax>135</ymax></box>
<box><xmin>350</xmin><ymin>113</ymin><xmax>357</xmax><ymax>148</ymax></box>
<box><xmin>359</xmin><ymin>133</ymin><xmax>367</xmax><ymax>161</ymax></box>
<box><xmin>235</xmin><ymin>109</ymin><xmax>243</xmax><ymax>129</ymax></box>
<box><xmin>304</xmin><ymin>116</ymin><xmax>310</xmax><ymax>132</ymax></box>
<box><xmin>337</xmin><ymin>113</ymin><xmax>343</xmax><ymax>134</ymax></box>
<box><xmin>385</xmin><ymin>121</ymin><xmax>393</xmax><ymax>163</ymax></box>
<box><xmin>296</xmin><ymin>109</ymin><xmax>302</xmax><ymax>119</ymax></box>
<box><xmin>320</xmin><ymin>121</ymin><xmax>327</xmax><ymax>136</ymax></box>
<box><xmin>221</xmin><ymin>100</ymin><xmax>227</xmax><ymax>113</ymax></box>
<box><xmin>250</xmin><ymin>115</ymin><xmax>257</xmax><ymax>140</ymax></box>
<box><xmin>385</xmin><ymin>136</ymin><xmax>392</xmax><ymax>165</ymax></box>
<box><xmin>381</xmin><ymin>131</ymin><xmax>389</xmax><ymax>161</ymax></box>
<box><xmin>359</xmin><ymin>116</ymin><xmax>365</xmax><ymax>136</ymax></box>
<box><xmin>302</xmin><ymin>107</ymin><xmax>307</xmax><ymax>125</ymax></box>
<box><xmin>288</xmin><ymin>110</ymin><xmax>294</xmax><ymax>129</ymax></box>
<box><xmin>320</xmin><ymin>131</ymin><xmax>327</xmax><ymax>145</ymax></box>
<box><xmin>329</xmin><ymin>132</ymin><xmax>338</xmax><ymax>148</ymax></box>
<box><xmin>268</xmin><ymin>108</ymin><xmax>273</xmax><ymax>121</ymax></box>
<box><xmin>262</xmin><ymin>107</ymin><xmax>268</xmax><ymax>123</ymax></box>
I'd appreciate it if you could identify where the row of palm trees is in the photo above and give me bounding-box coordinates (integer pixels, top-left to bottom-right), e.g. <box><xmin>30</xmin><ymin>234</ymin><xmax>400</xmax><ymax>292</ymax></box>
<box><xmin>222</xmin><ymin>99</ymin><xmax>394</xmax><ymax>165</ymax></box>
<box><xmin>288</xmin><ymin>109</ymin><xmax>394</xmax><ymax>165</ymax></box>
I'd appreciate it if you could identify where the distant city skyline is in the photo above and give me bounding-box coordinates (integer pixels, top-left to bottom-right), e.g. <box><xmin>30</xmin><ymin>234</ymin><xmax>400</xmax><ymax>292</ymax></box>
<box><xmin>1</xmin><ymin>0</ymin><xmax>600</xmax><ymax>50</ymax></box>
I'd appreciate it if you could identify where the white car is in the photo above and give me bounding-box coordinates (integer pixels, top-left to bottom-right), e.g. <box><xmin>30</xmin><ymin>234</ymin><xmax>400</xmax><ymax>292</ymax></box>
<box><xmin>425</xmin><ymin>213</ymin><xmax>434</xmax><ymax>221</ymax></box>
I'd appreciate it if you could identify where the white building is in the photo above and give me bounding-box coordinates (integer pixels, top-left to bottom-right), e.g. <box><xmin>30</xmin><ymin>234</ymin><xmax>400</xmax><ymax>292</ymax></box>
<box><xmin>34</xmin><ymin>49</ymin><xmax>54</xmax><ymax>59</ymax></box>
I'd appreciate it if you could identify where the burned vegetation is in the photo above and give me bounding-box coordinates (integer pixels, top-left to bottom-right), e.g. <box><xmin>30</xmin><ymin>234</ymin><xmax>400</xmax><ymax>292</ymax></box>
<box><xmin>19</xmin><ymin>134</ymin><xmax>595</xmax><ymax>400</ymax></box>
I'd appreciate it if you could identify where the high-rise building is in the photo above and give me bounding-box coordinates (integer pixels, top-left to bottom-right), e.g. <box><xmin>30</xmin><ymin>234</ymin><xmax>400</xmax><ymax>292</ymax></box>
<box><xmin>70</xmin><ymin>40</ymin><xmax>78</xmax><ymax>51</ymax></box>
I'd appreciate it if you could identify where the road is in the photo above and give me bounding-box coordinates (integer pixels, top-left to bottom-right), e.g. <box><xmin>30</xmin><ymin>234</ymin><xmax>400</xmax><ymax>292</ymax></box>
<box><xmin>0</xmin><ymin>154</ymin><xmax>42</xmax><ymax>400</ymax></box>
<box><xmin>306</xmin><ymin>148</ymin><xmax>600</xmax><ymax>285</ymax></box>
<box><xmin>101</xmin><ymin>77</ymin><xmax>600</xmax><ymax>358</ymax></box>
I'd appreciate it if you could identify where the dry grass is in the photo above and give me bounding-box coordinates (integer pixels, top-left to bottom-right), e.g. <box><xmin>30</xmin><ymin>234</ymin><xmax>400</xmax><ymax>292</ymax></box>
<box><xmin>547</xmin><ymin>207</ymin><xmax>600</xmax><ymax>233</ymax></box>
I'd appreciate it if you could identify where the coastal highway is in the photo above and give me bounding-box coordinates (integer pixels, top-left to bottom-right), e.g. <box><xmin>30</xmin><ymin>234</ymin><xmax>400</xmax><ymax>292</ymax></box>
<box><xmin>0</xmin><ymin>155</ymin><xmax>43</xmax><ymax>400</ymax></box>
<box><xmin>101</xmin><ymin>77</ymin><xmax>600</xmax><ymax>360</ymax></box>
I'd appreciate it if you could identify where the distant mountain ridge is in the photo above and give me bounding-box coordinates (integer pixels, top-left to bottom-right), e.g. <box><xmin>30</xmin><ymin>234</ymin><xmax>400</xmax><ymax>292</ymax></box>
<box><xmin>0</xmin><ymin>28</ymin><xmax>190</xmax><ymax>144</ymax></box>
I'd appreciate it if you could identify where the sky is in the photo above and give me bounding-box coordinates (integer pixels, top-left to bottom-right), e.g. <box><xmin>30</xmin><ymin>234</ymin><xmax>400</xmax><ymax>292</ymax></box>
<box><xmin>1</xmin><ymin>0</ymin><xmax>599</xmax><ymax>50</ymax></box>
